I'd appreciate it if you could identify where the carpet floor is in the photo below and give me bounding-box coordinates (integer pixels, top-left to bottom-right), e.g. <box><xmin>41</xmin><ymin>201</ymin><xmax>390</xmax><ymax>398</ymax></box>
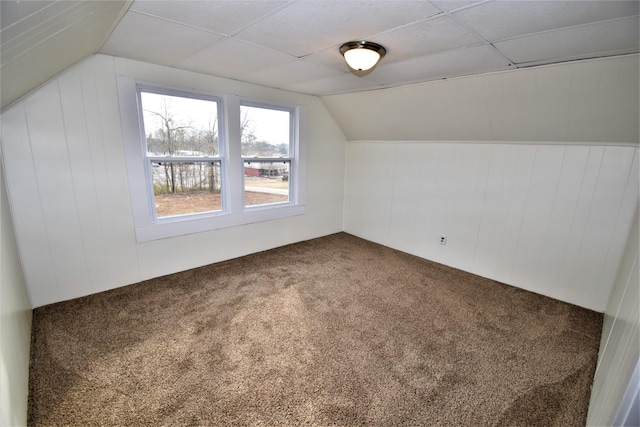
<box><xmin>28</xmin><ymin>233</ymin><xmax>603</xmax><ymax>426</ymax></box>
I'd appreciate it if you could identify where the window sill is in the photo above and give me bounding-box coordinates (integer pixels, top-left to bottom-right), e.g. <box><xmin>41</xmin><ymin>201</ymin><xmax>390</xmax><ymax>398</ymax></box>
<box><xmin>135</xmin><ymin>204</ymin><xmax>305</xmax><ymax>242</ymax></box>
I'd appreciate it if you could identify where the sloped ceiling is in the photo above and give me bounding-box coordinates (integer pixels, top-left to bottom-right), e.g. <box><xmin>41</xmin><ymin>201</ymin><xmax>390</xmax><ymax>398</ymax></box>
<box><xmin>322</xmin><ymin>55</ymin><xmax>639</xmax><ymax>143</ymax></box>
<box><xmin>1</xmin><ymin>1</ymin><xmax>639</xmax><ymax>111</ymax></box>
<box><xmin>0</xmin><ymin>1</ymin><xmax>132</xmax><ymax>110</ymax></box>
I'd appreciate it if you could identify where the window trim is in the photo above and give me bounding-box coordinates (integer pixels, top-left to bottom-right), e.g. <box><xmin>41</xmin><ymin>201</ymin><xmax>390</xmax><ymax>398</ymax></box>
<box><xmin>117</xmin><ymin>77</ymin><xmax>306</xmax><ymax>242</ymax></box>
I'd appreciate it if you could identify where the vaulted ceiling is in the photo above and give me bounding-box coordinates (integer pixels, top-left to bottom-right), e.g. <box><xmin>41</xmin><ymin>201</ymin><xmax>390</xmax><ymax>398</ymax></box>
<box><xmin>0</xmin><ymin>1</ymin><xmax>132</xmax><ymax>110</ymax></box>
<box><xmin>2</xmin><ymin>1</ymin><xmax>639</xmax><ymax>111</ymax></box>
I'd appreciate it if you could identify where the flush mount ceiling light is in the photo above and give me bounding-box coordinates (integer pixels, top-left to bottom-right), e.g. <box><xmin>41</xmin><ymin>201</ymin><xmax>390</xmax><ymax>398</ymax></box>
<box><xmin>340</xmin><ymin>41</ymin><xmax>386</xmax><ymax>76</ymax></box>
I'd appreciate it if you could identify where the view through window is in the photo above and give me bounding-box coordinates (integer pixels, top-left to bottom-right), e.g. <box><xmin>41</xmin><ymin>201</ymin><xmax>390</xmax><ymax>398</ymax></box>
<box><xmin>122</xmin><ymin>78</ymin><xmax>306</xmax><ymax>241</ymax></box>
<box><xmin>139</xmin><ymin>91</ymin><xmax>296</xmax><ymax>220</ymax></box>
<box><xmin>241</xmin><ymin>104</ymin><xmax>292</xmax><ymax>207</ymax></box>
<box><xmin>140</xmin><ymin>90</ymin><xmax>222</xmax><ymax>219</ymax></box>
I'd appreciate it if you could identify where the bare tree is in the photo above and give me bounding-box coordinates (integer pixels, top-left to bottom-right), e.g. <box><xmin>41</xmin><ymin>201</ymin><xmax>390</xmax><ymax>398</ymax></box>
<box><xmin>198</xmin><ymin>118</ymin><xmax>219</xmax><ymax>192</ymax></box>
<box><xmin>145</xmin><ymin>98</ymin><xmax>192</xmax><ymax>194</ymax></box>
<box><xmin>144</xmin><ymin>98</ymin><xmax>260</xmax><ymax>199</ymax></box>
<box><xmin>240</xmin><ymin>110</ymin><xmax>257</xmax><ymax>157</ymax></box>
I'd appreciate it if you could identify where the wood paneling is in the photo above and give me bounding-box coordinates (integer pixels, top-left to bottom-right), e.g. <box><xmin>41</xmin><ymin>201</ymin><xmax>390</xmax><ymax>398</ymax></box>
<box><xmin>59</xmin><ymin>66</ymin><xmax>112</xmax><ymax>293</ymax></box>
<box><xmin>1</xmin><ymin>54</ymin><xmax>346</xmax><ymax>307</ymax></box>
<box><xmin>24</xmin><ymin>81</ymin><xmax>91</xmax><ymax>300</ymax></box>
<box><xmin>588</xmin><ymin>203</ymin><xmax>639</xmax><ymax>424</ymax></box>
<box><xmin>1</xmin><ymin>104</ymin><xmax>58</xmax><ymax>305</ymax></box>
<box><xmin>0</xmin><ymin>160</ymin><xmax>32</xmax><ymax>426</ymax></box>
<box><xmin>344</xmin><ymin>141</ymin><xmax>638</xmax><ymax>311</ymax></box>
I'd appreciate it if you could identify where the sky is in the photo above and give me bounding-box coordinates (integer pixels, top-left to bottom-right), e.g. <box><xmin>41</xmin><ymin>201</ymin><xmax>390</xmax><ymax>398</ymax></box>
<box><xmin>140</xmin><ymin>91</ymin><xmax>290</xmax><ymax>146</ymax></box>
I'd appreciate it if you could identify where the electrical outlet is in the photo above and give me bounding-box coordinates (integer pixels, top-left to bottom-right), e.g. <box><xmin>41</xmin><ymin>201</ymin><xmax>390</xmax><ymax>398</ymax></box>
<box><xmin>439</xmin><ymin>235</ymin><xmax>447</xmax><ymax>245</ymax></box>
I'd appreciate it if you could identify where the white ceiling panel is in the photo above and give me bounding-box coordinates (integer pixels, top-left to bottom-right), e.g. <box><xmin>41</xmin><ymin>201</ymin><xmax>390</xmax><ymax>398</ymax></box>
<box><xmin>495</xmin><ymin>16</ymin><xmax>640</xmax><ymax>65</ymax></box>
<box><xmin>240</xmin><ymin>60</ymin><xmax>346</xmax><ymax>89</ymax></box>
<box><xmin>370</xmin><ymin>15</ymin><xmax>484</xmax><ymax>63</ymax></box>
<box><xmin>100</xmin><ymin>11</ymin><xmax>222</xmax><ymax>66</ymax></box>
<box><xmin>233</xmin><ymin>1</ymin><xmax>443</xmax><ymax>57</ymax></box>
<box><xmin>282</xmin><ymin>72</ymin><xmax>383</xmax><ymax>95</ymax></box>
<box><xmin>129</xmin><ymin>0</ymin><xmax>288</xmax><ymax>36</ymax></box>
<box><xmin>452</xmin><ymin>0</ymin><xmax>639</xmax><ymax>41</ymax></box>
<box><xmin>430</xmin><ymin>0</ymin><xmax>486</xmax><ymax>13</ymax></box>
<box><xmin>371</xmin><ymin>45</ymin><xmax>513</xmax><ymax>87</ymax></box>
<box><xmin>298</xmin><ymin>46</ymin><xmax>348</xmax><ymax>70</ymax></box>
<box><xmin>176</xmin><ymin>38</ymin><xmax>294</xmax><ymax>80</ymax></box>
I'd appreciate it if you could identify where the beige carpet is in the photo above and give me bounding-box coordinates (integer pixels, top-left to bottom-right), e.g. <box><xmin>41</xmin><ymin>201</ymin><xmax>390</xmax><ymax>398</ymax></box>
<box><xmin>28</xmin><ymin>233</ymin><xmax>602</xmax><ymax>426</ymax></box>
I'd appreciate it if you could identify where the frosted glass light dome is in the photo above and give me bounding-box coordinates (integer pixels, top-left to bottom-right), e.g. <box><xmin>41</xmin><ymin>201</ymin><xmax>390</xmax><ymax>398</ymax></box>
<box><xmin>343</xmin><ymin>48</ymin><xmax>381</xmax><ymax>71</ymax></box>
<box><xmin>340</xmin><ymin>41</ymin><xmax>386</xmax><ymax>73</ymax></box>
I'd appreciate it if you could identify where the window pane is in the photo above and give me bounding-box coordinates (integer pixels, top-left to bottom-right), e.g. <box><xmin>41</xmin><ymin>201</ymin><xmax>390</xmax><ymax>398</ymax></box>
<box><xmin>244</xmin><ymin>161</ymin><xmax>289</xmax><ymax>207</ymax></box>
<box><xmin>152</xmin><ymin>161</ymin><xmax>222</xmax><ymax>218</ymax></box>
<box><xmin>140</xmin><ymin>91</ymin><xmax>219</xmax><ymax>156</ymax></box>
<box><xmin>240</xmin><ymin>105</ymin><xmax>290</xmax><ymax>158</ymax></box>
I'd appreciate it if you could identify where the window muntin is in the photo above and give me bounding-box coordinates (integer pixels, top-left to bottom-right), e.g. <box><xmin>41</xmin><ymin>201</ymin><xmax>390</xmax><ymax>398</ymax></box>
<box><xmin>138</xmin><ymin>89</ymin><xmax>223</xmax><ymax>219</ymax></box>
<box><xmin>240</xmin><ymin>104</ymin><xmax>292</xmax><ymax>207</ymax></box>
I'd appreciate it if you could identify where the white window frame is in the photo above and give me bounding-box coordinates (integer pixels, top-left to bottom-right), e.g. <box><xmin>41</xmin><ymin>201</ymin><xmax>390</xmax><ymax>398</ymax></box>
<box><xmin>240</xmin><ymin>100</ymin><xmax>296</xmax><ymax>210</ymax></box>
<box><xmin>118</xmin><ymin>77</ymin><xmax>306</xmax><ymax>242</ymax></box>
<box><xmin>138</xmin><ymin>85</ymin><xmax>226</xmax><ymax>222</ymax></box>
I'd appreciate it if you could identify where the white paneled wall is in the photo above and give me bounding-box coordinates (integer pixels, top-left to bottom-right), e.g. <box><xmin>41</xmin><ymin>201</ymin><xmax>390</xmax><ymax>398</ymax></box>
<box><xmin>0</xmin><ymin>160</ymin><xmax>32</xmax><ymax>427</ymax></box>
<box><xmin>344</xmin><ymin>141</ymin><xmax>638</xmax><ymax>311</ymax></box>
<box><xmin>1</xmin><ymin>56</ymin><xmax>140</xmax><ymax>306</ymax></box>
<box><xmin>588</xmin><ymin>204</ymin><xmax>639</xmax><ymax>425</ymax></box>
<box><xmin>1</xmin><ymin>54</ymin><xmax>346</xmax><ymax>307</ymax></box>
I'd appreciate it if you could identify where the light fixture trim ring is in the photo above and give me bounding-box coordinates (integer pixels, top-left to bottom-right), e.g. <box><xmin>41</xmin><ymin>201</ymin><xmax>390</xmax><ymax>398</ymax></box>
<box><xmin>339</xmin><ymin>41</ymin><xmax>387</xmax><ymax>59</ymax></box>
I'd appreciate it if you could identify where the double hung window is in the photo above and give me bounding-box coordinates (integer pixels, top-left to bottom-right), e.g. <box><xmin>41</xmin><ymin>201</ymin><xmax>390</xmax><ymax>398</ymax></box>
<box><xmin>139</xmin><ymin>89</ymin><xmax>223</xmax><ymax>219</ymax></box>
<box><xmin>118</xmin><ymin>78</ymin><xmax>306</xmax><ymax>242</ymax></box>
<box><xmin>240</xmin><ymin>103</ymin><xmax>292</xmax><ymax>208</ymax></box>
